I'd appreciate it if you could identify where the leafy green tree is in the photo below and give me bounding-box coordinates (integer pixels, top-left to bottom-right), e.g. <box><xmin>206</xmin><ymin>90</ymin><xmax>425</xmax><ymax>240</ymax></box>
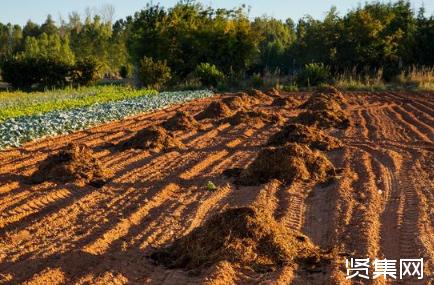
<box><xmin>19</xmin><ymin>33</ymin><xmax>75</xmax><ymax>65</ymax></box>
<box><xmin>252</xmin><ymin>17</ymin><xmax>295</xmax><ymax>72</ymax></box>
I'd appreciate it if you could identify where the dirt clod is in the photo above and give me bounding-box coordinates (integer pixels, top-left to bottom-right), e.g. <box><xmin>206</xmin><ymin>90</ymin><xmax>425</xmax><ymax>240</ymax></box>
<box><xmin>266</xmin><ymin>124</ymin><xmax>342</xmax><ymax>151</ymax></box>
<box><xmin>195</xmin><ymin>101</ymin><xmax>233</xmax><ymax>120</ymax></box>
<box><xmin>236</xmin><ymin>144</ymin><xmax>336</xmax><ymax>185</ymax></box>
<box><xmin>117</xmin><ymin>126</ymin><xmax>184</xmax><ymax>152</ymax></box>
<box><xmin>30</xmin><ymin>143</ymin><xmax>110</xmax><ymax>187</ymax></box>
<box><xmin>218</xmin><ymin>110</ymin><xmax>283</xmax><ymax>126</ymax></box>
<box><xmin>162</xmin><ymin>111</ymin><xmax>202</xmax><ymax>131</ymax></box>
<box><xmin>150</xmin><ymin>206</ymin><xmax>323</xmax><ymax>272</ymax></box>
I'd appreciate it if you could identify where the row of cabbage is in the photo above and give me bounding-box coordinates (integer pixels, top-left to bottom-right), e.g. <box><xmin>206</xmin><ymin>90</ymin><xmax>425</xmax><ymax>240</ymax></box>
<box><xmin>0</xmin><ymin>90</ymin><xmax>213</xmax><ymax>149</ymax></box>
<box><xmin>0</xmin><ymin>86</ymin><xmax>157</xmax><ymax>122</ymax></box>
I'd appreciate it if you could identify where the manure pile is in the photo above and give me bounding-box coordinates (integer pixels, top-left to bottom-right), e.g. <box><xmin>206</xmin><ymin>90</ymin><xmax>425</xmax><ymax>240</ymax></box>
<box><xmin>225</xmin><ymin>87</ymin><xmax>346</xmax><ymax>186</ymax></box>
<box><xmin>117</xmin><ymin>126</ymin><xmax>185</xmax><ymax>152</ymax></box>
<box><xmin>195</xmin><ymin>101</ymin><xmax>234</xmax><ymax>120</ymax></box>
<box><xmin>266</xmin><ymin>123</ymin><xmax>342</xmax><ymax>151</ymax></box>
<box><xmin>235</xmin><ymin>143</ymin><xmax>336</xmax><ymax>185</ymax></box>
<box><xmin>30</xmin><ymin>143</ymin><xmax>110</xmax><ymax>187</ymax></box>
<box><xmin>297</xmin><ymin>86</ymin><xmax>350</xmax><ymax>129</ymax></box>
<box><xmin>162</xmin><ymin>111</ymin><xmax>202</xmax><ymax>131</ymax></box>
<box><xmin>151</xmin><ymin>206</ymin><xmax>328</xmax><ymax>272</ymax></box>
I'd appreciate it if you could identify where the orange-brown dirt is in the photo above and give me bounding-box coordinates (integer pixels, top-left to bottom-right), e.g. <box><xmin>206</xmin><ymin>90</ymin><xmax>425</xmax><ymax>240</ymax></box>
<box><xmin>217</xmin><ymin>110</ymin><xmax>283</xmax><ymax>126</ymax></box>
<box><xmin>0</xmin><ymin>91</ymin><xmax>433</xmax><ymax>285</ymax></box>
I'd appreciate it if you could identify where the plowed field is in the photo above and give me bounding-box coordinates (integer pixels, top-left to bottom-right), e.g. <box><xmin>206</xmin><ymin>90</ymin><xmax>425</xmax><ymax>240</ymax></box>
<box><xmin>0</xmin><ymin>91</ymin><xmax>433</xmax><ymax>284</ymax></box>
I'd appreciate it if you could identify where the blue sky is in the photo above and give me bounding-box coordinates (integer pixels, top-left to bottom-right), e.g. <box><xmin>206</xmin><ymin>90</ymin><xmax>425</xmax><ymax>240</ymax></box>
<box><xmin>1</xmin><ymin>0</ymin><xmax>433</xmax><ymax>26</ymax></box>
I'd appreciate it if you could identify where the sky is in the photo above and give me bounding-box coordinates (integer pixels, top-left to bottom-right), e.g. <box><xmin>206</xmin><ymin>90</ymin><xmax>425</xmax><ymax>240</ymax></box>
<box><xmin>1</xmin><ymin>0</ymin><xmax>433</xmax><ymax>26</ymax></box>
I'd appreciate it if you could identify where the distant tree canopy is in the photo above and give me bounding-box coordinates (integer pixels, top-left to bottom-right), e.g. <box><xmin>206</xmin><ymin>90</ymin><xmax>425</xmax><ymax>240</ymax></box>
<box><xmin>0</xmin><ymin>0</ymin><xmax>434</xmax><ymax>88</ymax></box>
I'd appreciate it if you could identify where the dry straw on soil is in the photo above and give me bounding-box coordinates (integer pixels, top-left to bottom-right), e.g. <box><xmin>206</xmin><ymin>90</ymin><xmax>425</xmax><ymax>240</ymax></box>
<box><xmin>150</xmin><ymin>206</ymin><xmax>324</xmax><ymax>272</ymax></box>
<box><xmin>267</xmin><ymin>124</ymin><xmax>342</xmax><ymax>151</ymax></box>
<box><xmin>117</xmin><ymin>126</ymin><xmax>184</xmax><ymax>152</ymax></box>
<box><xmin>218</xmin><ymin>110</ymin><xmax>283</xmax><ymax>126</ymax></box>
<box><xmin>236</xmin><ymin>144</ymin><xmax>336</xmax><ymax>185</ymax></box>
<box><xmin>195</xmin><ymin>101</ymin><xmax>234</xmax><ymax>120</ymax></box>
<box><xmin>162</xmin><ymin>111</ymin><xmax>202</xmax><ymax>131</ymax></box>
<box><xmin>30</xmin><ymin>143</ymin><xmax>110</xmax><ymax>187</ymax></box>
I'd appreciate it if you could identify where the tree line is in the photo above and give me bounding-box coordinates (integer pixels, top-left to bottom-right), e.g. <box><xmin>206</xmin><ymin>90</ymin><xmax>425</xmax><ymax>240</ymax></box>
<box><xmin>0</xmin><ymin>0</ymin><xmax>433</xmax><ymax>89</ymax></box>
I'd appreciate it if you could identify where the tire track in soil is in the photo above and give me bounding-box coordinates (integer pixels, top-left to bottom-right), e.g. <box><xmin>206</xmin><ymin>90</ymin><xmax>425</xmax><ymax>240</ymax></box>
<box><xmin>392</xmin><ymin>105</ymin><xmax>434</xmax><ymax>142</ymax></box>
<box><xmin>384</xmin><ymin>106</ymin><xmax>427</xmax><ymax>142</ymax></box>
<box><xmin>402</xmin><ymin>103</ymin><xmax>434</xmax><ymax>128</ymax></box>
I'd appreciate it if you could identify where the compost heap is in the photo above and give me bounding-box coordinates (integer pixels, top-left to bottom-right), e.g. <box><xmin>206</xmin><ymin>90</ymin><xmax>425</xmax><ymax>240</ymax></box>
<box><xmin>30</xmin><ymin>143</ymin><xmax>110</xmax><ymax>187</ymax></box>
<box><xmin>235</xmin><ymin>143</ymin><xmax>335</xmax><ymax>185</ymax></box>
<box><xmin>297</xmin><ymin>86</ymin><xmax>349</xmax><ymax>129</ymax></box>
<box><xmin>195</xmin><ymin>101</ymin><xmax>234</xmax><ymax>120</ymax></box>
<box><xmin>221</xmin><ymin>93</ymin><xmax>257</xmax><ymax>110</ymax></box>
<box><xmin>150</xmin><ymin>206</ymin><xmax>324</xmax><ymax>272</ymax></box>
<box><xmin>162</xmin><ymin>111</ymin><xmax>202</xmax><ymax>131</ymax></box>
<box><xmin>117</xmin><ymin>126</ymin><xmax>184</xmax><ymax>152</ymax></box>
<box><xmin>266</xmin><ymin>124</ymin><xmax>342</xmax><ymax>151</ymax></box>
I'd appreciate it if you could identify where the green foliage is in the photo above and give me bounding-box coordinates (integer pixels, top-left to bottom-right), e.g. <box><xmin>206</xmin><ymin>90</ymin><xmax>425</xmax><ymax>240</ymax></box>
<box><xmin>20</xmin><ymin>33</ymin><xmax>75</xmax><ymax>65</ymax></box>
<box><xmin>139</xmin><ymin>56</ymin><xmax>172</xmax><ymax>90</ymax></box>
<box><xmin>126</xmin><ymin>3</ymin><xmax>258</xmax><ymax>79</ymax></box>
<box><xmin>297</xmin><ymin>63</ymin><xmax>331</xmax><ymax>87</ymax></box>
<box><xmin>1</xmin><ymin>56</ymin><xmax>71</xmax><ymax>89</ymax></box>
<box><xmin>194</xmin><ymin>63</ymin><xmax>226</xmax><ymax>87</ymax></box>
<box><xmin>252</xmin><ymin>17</ymin><xmax>295</xmax><ymax>72</ymax></box>
<box><xmin>1</xmin><ymin>0</ymin><xmax>434</xmax><ymax>88</ymax></box>
<box><xmin>206</xmin><ymin>181</ymin><xmax>217</xmax><ymax>191</ymax></box>
<box><xmin>1</xmin><ymin>55</ymin><xmax>97</xmax><ymax>89</ymax></box>
<box><xmin>71</xmin><ymin>58</ymin><xmax>99</xmax><ymax>86</ymax></box>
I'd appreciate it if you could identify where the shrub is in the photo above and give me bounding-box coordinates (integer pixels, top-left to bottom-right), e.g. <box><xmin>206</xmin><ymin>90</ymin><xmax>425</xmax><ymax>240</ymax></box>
<box><xmin>1</xmin><ymin>56</ymin><xmax>70</xmax><ymax>89</ymax></box>
<box><xmin>71</xmin><ymin>58</ymin><xmax>99</xmax><ymax>86</ymax></box>
<box><xmin>194</xmin><ymin>63</ymin><xmax>226</xmax><ymax>88</ymax></box>
<box><xmin>297</xmin><ymin>63</ymin><xmax>331</xmax><ymax>87</ymax></box>
<box><xmin>139</xmin><ymin>56</ymin><xmax>172</xmax><ymax>90</ymax></box>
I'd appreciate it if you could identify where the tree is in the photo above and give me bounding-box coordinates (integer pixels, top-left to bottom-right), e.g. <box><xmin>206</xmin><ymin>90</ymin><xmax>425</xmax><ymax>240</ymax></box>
<box><xmin>40</xmin><ymin>15</ymin><xmax>58</xmax><ymax>35</ymax></box>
